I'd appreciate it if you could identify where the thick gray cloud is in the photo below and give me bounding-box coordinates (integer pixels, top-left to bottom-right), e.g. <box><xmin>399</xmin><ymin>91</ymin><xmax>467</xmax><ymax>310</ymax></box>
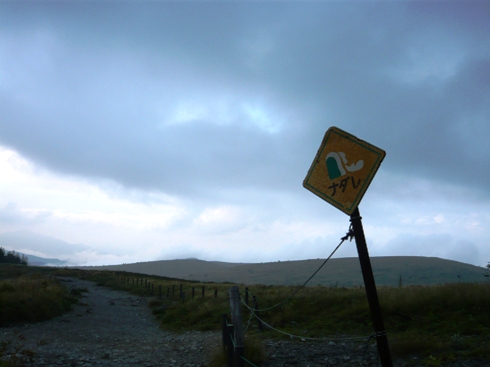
<box><xmin>0</xmin><ymin>1</ymin><xmax>489</xmax><ymax>202</ymax></box>
<box><xmin>383</xmin><ymin>233</ymin><xmax>480</xmax><ymax>266</ymax></box>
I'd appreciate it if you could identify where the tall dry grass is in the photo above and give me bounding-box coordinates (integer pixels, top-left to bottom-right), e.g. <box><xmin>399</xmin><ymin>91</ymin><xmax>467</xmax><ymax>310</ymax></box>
<box><xmin>0</xmin><ymin>271</ymin><xmax>76</xmax><ymax>326</ymax></box>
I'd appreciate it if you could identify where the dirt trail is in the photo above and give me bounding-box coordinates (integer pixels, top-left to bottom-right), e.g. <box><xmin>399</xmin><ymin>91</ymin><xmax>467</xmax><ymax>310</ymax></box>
<box><xmin>0</xmin><ymin>277</ymin><xmax>219</xmax><ymax>367</ymax></box>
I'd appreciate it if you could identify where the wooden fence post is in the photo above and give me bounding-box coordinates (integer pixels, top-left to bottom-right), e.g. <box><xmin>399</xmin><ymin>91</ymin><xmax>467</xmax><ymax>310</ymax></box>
<box><xmin>202</xmin><ymin>286</ymin><xmax>205</xmax><ymax>298</ymax></box>
<box><xmin>159</xmin><ymin>285</ymin><xmax>162</xmax><ymax>299</ymax></box>
<box><xmin>215</xmin><ymin>289</ymin><xmax>218</xmax><ymax>298</ymax></box>
<box><xmin>229</xmin><ymin>286</ymin><xmax>244</xmax><ymax>367</ymax></box>
<box><xmin>192</xmin><ymin>287</ymin><xmax>195</xmax><ymax>298</ymax></box>
<box><xmin>222</xmin><ymin>314</ymin><xmax>234</xmax><ymax>367</ymax></box>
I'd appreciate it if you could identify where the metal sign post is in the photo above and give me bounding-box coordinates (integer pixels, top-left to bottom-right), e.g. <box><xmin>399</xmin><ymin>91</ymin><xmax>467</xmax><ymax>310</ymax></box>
<box><xmin>350</xmin><ymin>207</ymin><xmax>393</xmax><ymax>367</ymax></box>
<box><xmin>303</xmin><ymin>127</ymin><xmax>392</xmax><ymax>367</ymax></box>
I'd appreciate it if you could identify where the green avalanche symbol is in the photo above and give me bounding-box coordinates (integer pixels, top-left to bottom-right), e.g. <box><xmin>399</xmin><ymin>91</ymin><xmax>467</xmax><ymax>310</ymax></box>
<box><xmin>326</xmin><ymin>151</ymin><xmax>364</xmax><ymax>180</ymax></box>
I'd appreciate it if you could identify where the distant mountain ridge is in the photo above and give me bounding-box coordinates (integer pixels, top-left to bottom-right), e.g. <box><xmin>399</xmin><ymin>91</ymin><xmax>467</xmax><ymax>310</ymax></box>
<box><xmin>83</xmin><ymin>256</ymin><xmax>489</xmax><ymax>287</ymax></box>
<box><xmin>2</xmin><ymin>229</ymin><xmax>486</xmax><ymax>285</ymax></box>
<box><xmin>21</xmin><ymin>253</ymin><xmax>68</xmax><ymax>266</ymax></box>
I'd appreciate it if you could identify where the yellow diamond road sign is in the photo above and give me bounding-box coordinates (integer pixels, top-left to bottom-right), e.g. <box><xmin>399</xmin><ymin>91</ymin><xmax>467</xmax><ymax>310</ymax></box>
<box><xmin>303</xmin><ymin>126</ymin><xmax>386</xmax><ymax>215</ymax></box>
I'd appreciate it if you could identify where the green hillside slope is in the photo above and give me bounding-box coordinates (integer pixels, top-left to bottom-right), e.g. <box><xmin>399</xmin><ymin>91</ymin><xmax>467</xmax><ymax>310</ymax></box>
<box><xmin>84</xmin><ymin>256</ymin><xmax>488</xmax><ymax>287</ymax></box>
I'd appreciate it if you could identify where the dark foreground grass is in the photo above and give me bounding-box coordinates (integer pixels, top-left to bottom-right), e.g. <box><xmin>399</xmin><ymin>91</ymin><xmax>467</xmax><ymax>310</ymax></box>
<box><xmin>0</xmin><ymin>265</ymin><xmax>78</xmax><ymax>327</ymax></box>
<box><xmin>380</xmin><ymin>283</ymin><xmax>490</xmax><ymax>364</ymax></box>
<box><xmin>2</xmin><ymin>265</ymin><xmax>490</xmax><ymax>366</ymax></box>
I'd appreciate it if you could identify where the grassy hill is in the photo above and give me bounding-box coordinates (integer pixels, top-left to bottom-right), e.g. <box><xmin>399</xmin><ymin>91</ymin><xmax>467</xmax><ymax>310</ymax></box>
<box><xmin>84</xmin><ymin>256</ymin><xmax>488</xmax><ymax>286</ymax></box>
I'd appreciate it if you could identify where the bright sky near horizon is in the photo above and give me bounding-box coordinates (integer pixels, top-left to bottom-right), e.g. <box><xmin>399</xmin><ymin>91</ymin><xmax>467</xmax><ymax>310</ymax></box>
<box><xmin>0</xmin><ymin>1</ymin><xmax>489</xmax><ymax>267</ymax></box>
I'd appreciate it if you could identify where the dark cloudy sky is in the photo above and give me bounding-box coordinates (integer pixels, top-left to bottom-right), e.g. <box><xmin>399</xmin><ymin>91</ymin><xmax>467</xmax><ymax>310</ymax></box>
<box><xmin>0</xmin><ymin>1</ymin><xmax>489</xmax><ymax>267</ymax></box>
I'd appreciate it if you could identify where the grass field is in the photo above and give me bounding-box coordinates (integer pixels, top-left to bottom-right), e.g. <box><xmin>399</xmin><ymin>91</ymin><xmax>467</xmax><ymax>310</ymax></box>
<box><xmin>1</xmin><ymin>264</ymin><xmax>490</xmax><ymax>366</ymax></box>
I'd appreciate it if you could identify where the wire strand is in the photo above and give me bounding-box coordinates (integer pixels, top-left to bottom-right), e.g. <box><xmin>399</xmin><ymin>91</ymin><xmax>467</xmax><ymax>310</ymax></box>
<box><xmin>243</xmin><ymin>226</ymin><xmax>354</xmax><ymax>313</ymax></box>
<box><xmin>243</xmin><ymin>302</ymin><xmax>370</xmax><ymax>342</ymax></box>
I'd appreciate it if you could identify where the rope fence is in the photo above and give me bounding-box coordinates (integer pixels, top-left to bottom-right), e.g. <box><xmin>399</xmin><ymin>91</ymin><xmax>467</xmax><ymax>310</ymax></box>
<box><xmin>241</xmin><ymin>300</ymin><xmax>371</xmax><ymax>342</ymax></box>
<box><xmin>111</xmin><ymin>275</ymin><xmax>221</xmax><ymax>301</ymax></box>
<box><xmin>219</xmin><ymin>225</ymin><xmax>384</xmax><ymax>367</ymax></box>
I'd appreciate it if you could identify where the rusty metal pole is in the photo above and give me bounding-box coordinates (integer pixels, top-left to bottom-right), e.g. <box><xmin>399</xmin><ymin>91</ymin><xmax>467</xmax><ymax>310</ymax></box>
<box><xmin>350</xmin><ymin>207</ymin><xmax>392</xmax><ymax>367</ymax></box>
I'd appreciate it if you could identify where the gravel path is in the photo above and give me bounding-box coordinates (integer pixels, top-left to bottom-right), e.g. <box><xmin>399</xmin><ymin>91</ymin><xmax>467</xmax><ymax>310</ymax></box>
<box><xmin>1</xmin><ymin>277</ymin><xmax>220</xmax><ymax>367</ymax></box>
